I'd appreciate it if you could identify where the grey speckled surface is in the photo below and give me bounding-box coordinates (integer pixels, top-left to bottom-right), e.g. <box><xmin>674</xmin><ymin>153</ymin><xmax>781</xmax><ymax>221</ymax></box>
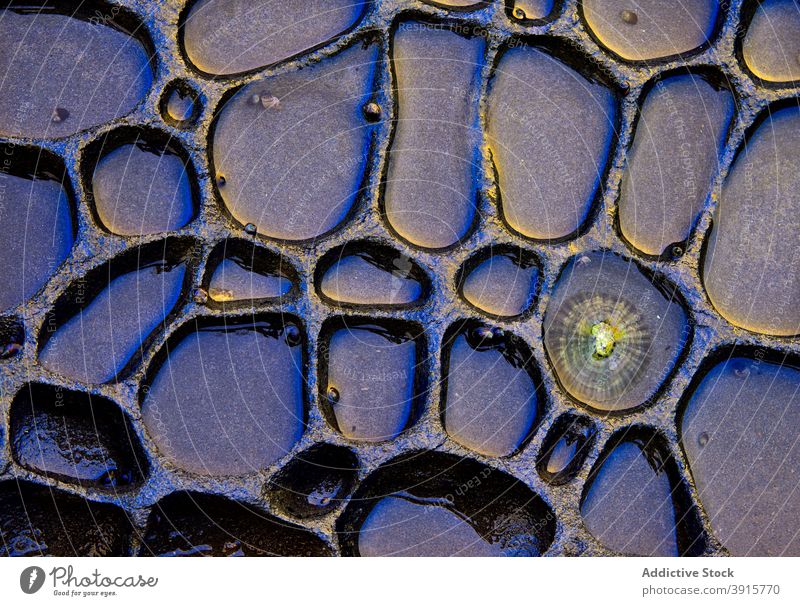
<box><xmin>1</xmin><ymin>0</ymin><xmax>799</xmax><ymax>557</ymax></box>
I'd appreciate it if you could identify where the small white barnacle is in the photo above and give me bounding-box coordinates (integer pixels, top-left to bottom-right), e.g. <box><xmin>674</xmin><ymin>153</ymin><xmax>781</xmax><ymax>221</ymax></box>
<box><xmin>260</xmin><ymin>95</ymin><xmax>281</xmax><ymax>110</ymax></box>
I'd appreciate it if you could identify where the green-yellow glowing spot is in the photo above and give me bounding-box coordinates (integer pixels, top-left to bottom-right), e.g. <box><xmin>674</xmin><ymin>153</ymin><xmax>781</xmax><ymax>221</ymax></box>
<box><xmin>591</xmin><ymin>321</ymin><xmax>617</xmax><ymax>359</ymax></box>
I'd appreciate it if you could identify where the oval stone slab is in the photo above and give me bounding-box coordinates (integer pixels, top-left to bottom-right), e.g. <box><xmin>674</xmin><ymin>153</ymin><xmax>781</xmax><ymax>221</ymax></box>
<box><xmin>266</xmin><ymin>444</ymin><xmax>358</xmax><ymax>519</ymax></box>
<box><xmin>0</xmin><ymin>172</ymin><xmax>74</xmax><ymax>312</ymax></box>
<box><xmin>537</xmin><ymin>414</ymin><xmax>595</xmax><ymax>485</ymax></box>
<box><xmin>319</xmin><ymin>249</ymin><xmax>424</xmax><ymax>306</ymax></box>
<box><xmin>0</xmin><ymin>481</ymin><xmax>131</xmax><ymax>556</ymax></box>
<box><xmin>460</xmin><ymin>249</ymin><xmax>538</xmax><ymax>317</ymax></box>
<box><xmin>422</xmin><ymin>0</ymin><xmax>487</xmax><ymax>8</ymax></box>
<box><xmin>704</xmin><ymin>104</ymin><xmax>800</xmax><ymax>336</ymax></box>
<box><xmin>0</xmin><ymin>7</ymin><xmax>152</xmax><ymax>138</ymax></box>
<box><xmin>510</xmin><ymin>1</ymin><xmax>556</xmax><ymax>20</ymax></box>
<box><xmin>40</xmin><ymin>258</ymin><xmax>185</xmax><ymax>384</ymax></box>
<box><xmin>582</xmin><ymin>0</ymin><xmax>720</xmax><ymax>62</ymax></box>
<box><xmin>338</xmin><ymin>451</ymin><xmax>556</xmax><ymax>556</ymax></box>
<box><xmin>358</xmin><ymin>495</ymin><xmax>502</xmax><ymax>557</ymax></box>
<box><xmin>322</xmin><ymin>323</ymin><xmax>418</xmax><ymax>442</ymax></box>
<box><xmin>212</xmin><ymin>44</ymin><xmax>378</xmax><ymax>241</ymax></box>
<box><xmin>142</xmin><ymin>492</ymin><xmax>330</xmax><ymax>556</ymax></box>
<box><xmin>582</xmin><ymin>439</ymin><xmax>679</xmax><ymax>556</ymax></box>
<box><xmin>680</xmin><ymin>357</ymin><xmax>800</xmax><ymax>556</ymax></box>
<box><xmin>208</xmin><ymin>258</ymin><xmax>292</xmax><ymax>302</ymax></box>
<box><xmin>443</xmin><ymin>326</ymin><xmax>540</xmax><ymax>457</ymax></box>
<box><xmin>742</xmin><ymin>0</ymin><xmax>800</xmax><ymax>83</ymax></box>
<box><xmin>487</xmin><ymin>45</ymin><xmax>617</xmax><ymax>241</ymax></box>
<box><xmin>142</xmin><ymin>319</ymin><xmax>305</xmax><ymax>476</ymax></box>
<box><xmin>383</xmin><ymin>22</ymin><xmax>485</xmax><ymax>249</ymax></box>
<box><xmin>10</xmin><ymin>385</ymin><xmax>147</xmax><ymax>490</ymax></box>
<box><xmin>182</xmin><ymin>0</ymin><xmax>367</xmax><ymax>76</ymax></box>
<box><xmin>619</xmin><ymin>72</ymin><xmax>733</xmax><ymax>256</ymax></box>
<box><xmin>92</xmin><ymin>140</ymin><xmax>195</xmax><ymax>236</ymax></box>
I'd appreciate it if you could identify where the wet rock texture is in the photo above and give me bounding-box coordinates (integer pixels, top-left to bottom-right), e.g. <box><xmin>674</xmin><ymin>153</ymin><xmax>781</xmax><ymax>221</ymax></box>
<box><xmin>1</xmin><ymin>0</ymin><xmax>799</xmax><ymax>557</ymax></box>
<box><xmin>680</xmin><ymin>357</ymin><xmax>800</xmax><ymax>556</ymax></box>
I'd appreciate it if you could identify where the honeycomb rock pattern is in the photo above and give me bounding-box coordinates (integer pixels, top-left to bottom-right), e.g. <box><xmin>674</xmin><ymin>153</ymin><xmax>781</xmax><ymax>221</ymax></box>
<box><xmin>1</xmin><ymin>0</ymin><xmax>799</xmax><ymax>557</ymax></box>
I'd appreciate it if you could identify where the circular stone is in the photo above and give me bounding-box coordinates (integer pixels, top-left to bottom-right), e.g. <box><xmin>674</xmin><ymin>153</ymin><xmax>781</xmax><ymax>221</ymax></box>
<box><xmin>543</xmin><ymin>252</ymin><xmax>688</xmax><ymax>411</ymax></box>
